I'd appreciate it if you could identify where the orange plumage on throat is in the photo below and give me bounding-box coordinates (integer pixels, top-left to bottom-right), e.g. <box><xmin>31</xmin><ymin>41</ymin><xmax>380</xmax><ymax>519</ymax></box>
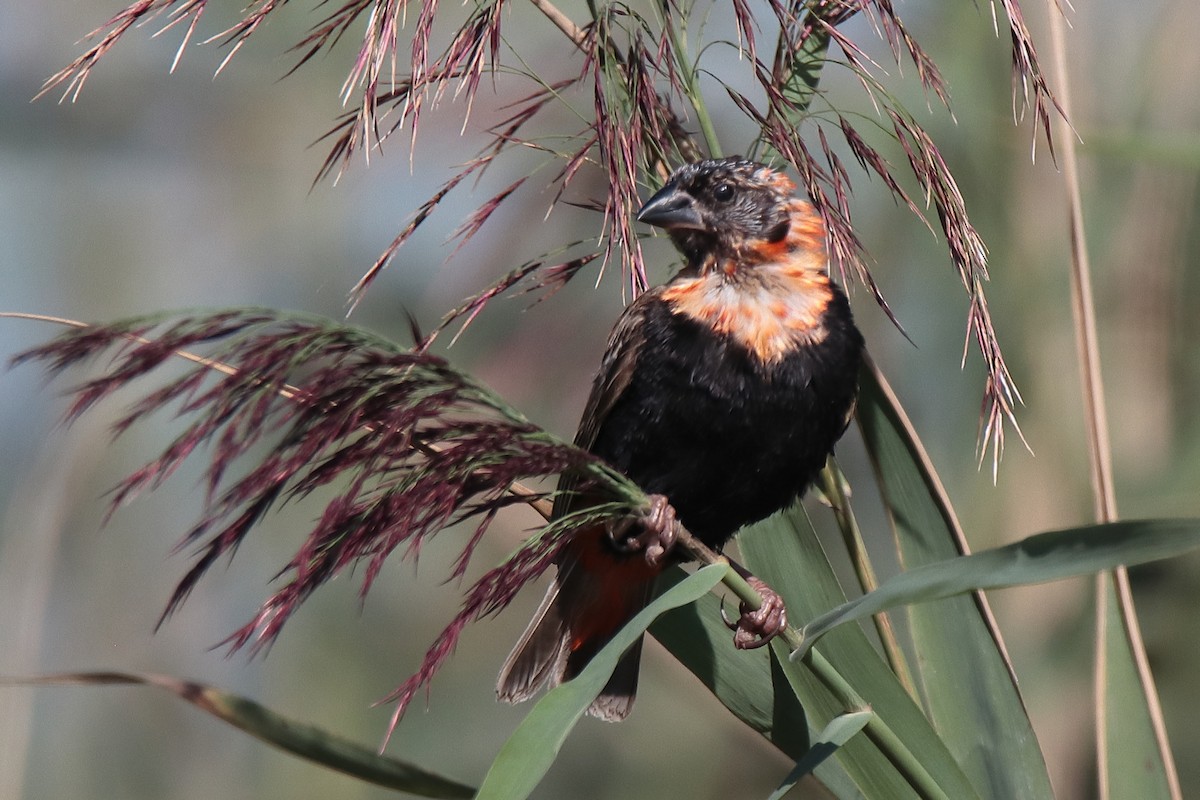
<box><xmin>663</xmin><ymin>201</ymin><xmax>834</xmax><ymax>363</ymax></box>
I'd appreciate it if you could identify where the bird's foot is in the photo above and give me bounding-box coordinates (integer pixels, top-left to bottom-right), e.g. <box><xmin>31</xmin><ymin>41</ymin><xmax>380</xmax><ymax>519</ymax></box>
<box><xmin>722</xmin><ymin>576</ymin><xmax>787</xmax><ymax>650</ymax></box>
<box><xmin>607</xmin><ymin>493</ymin><xmax>679</xmax><ymax>567</ymax></box>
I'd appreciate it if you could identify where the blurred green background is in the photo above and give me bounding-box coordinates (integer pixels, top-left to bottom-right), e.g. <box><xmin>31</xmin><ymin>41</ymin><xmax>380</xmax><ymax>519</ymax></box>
<box><xmin>2</xmin><ymin>2</ymin><xmax>1199</xmax><ymax>798</ymax></box>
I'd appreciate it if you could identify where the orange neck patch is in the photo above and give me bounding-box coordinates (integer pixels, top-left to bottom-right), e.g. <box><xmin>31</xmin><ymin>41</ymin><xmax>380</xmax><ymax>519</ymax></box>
<box><xmin>662</xmin><ymin>201</ymin><xmax>835</xmax><ymax>363</ymax></box>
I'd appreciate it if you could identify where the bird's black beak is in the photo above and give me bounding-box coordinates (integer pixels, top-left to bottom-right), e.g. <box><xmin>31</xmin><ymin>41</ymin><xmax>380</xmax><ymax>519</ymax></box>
<box><xmin>637</xmin><ymin>185</ymin><xmax>703</xmax><ymax>231</ymax></box>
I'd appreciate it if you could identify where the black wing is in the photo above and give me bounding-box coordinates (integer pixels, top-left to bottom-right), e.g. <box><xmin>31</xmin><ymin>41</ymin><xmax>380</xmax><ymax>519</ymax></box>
<box><xmin>551</xmin><ymin>288</ymin><xmax>661</xmax><ymax>518</ymax></box>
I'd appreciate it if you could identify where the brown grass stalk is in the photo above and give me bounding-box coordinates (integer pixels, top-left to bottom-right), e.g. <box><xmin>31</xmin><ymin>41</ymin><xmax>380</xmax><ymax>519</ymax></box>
<box><xmin>1043</xmin><ymin>9</ymin><xmax>1181</xmax><ymax>799</ymax></box>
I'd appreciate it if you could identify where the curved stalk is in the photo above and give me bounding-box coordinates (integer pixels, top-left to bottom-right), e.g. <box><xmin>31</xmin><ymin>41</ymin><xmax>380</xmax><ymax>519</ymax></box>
<box><xmin>660</xmin><ymin>2</ymin><xmax>721</xmax><ymax>157</ymax></box>
<box><xmin>1044</xmin><ymin>9</ymin><xmax>1180</xmax><ymax>800</ymax></box>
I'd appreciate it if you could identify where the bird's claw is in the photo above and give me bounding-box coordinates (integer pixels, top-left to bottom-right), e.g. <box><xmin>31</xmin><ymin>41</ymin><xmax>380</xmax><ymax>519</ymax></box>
<box><xmin>608</xmin><ymin>493</ymin><xmax>678</xmax><ymax>567</ymax></box>
<box><xmin>726</xmin><ymin>576</ymin><xmax>787</xmax><ymax>650</ymax></box>
<box><xmin>720</xmin><ymin>598</ymin><xmax>737</xmax><ymax>630</ymax></box>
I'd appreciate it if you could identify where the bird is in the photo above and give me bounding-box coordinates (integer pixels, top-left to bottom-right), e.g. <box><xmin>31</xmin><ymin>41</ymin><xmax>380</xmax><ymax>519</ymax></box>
<box><xmin>497</xmin><ymin>156</ymin><xmax>864</xmax><ymax>721</ymax></box>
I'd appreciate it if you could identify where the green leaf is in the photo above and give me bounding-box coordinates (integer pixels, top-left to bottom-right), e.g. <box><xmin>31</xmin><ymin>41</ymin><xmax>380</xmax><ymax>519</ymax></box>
<box><xmin>797</xmin><ymin>519</ymin><xmax>1200</xmax><ymax>658</ymax></box>
<box><xmin>781</xmin><ymin>23</ymin><xmax>831</xmax><ymax>114</ymax></box>
<box><xmin>857</xmin><ymin>363</ymin><xmax>1055</xmax><ymax>799</ymax></box>
<box><xmin>0</xmin><ymin>672</ymin><xmax>475</xmax><ymax>798</ymax></box>
<box><xmin>654</xmin><ymin>590</ymin><xmax>870</xmax><ymax>798</ymax></box>
<box><xmin>768</xmin><ymin>710</ymin><xmax>873</xmax><ymax>800</ymax></box>
<box><xmin>477</xmin><ymin>563</ymin><xmax>728</xmax><ymax>800</ymax></box>
<box><xmin>1099</xmin><ymin>573</ymin><xmax>1178</xmax><ymax>798</ymax></box>
<box><xmin>651</xmin><ymin>571</ymin><xmax>812</xmax><ymax>757</ymax></box>
<box><xmin>742</xmin><ymin>507</ymin><xmax>981</xmax><ymax>799</ymax></box>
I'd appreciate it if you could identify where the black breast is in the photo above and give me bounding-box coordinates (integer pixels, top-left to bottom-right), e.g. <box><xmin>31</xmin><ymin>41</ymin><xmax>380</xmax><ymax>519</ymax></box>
<box><xmin>588</xmin><ymin>290</ymin><xmax>863</xmax><ymax>549</ymax></box>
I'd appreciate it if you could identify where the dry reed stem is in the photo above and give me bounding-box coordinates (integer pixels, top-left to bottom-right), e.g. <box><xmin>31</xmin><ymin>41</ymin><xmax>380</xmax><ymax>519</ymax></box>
<box><xmin>1042</xmin><ymin>10</ymin><xmax>1181</xmax><ymax>799</ymax></box>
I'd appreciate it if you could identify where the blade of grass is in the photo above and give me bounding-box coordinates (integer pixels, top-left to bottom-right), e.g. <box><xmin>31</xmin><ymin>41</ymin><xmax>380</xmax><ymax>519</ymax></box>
<box><xmin>1098</xmin><ymin>572</ymin><xmax>1176</xmax><ymax>798</ymax></box>
<box><xmin>653</xmin><ymin>578</ymin><xmax>871</xmax><ymax>798</ymax></box>
<box><xmin>1</xmin><ymin>672</ymin><xmax>475</xmax><ymax>798</ymax></box>
<box><xmin>857</xmin><ymin>359</ymin><xmax>1054</xmax><ymax>799</ymax></box>
<box><xmin>476</xmin><ymin>563</ymin><xmax>728</xmax><ymax>800</ymax></box>
<box><xmin>819</xmin><ymin>459</ymin><xmax>916</xmax><ymax>698</ymax></box>
<box><xmin>741</xmin><ymin>507</ymin><xmax>981</xmax><ymax>800</ymax></box>
<box><xmin>795</xmin><ymin>519</ymin><xmax>1200</xmax><ymax>657</ymax></box>
<box><xmin>651</xmin><ymin>571</ymin><xmax>812</xmax><ymax>758</ymax></box>
<box><xmin>769</xmin><ymin>710</ymin><xmax>874</xmax><ymax>800</ymax></box>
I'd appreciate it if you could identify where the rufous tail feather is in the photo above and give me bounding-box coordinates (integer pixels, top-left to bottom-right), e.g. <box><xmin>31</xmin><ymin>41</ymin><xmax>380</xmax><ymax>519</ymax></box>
<box><xmin>497</xmin><ymin>543</ymin><xmax>656</xmax><ymax>721</ymax></box>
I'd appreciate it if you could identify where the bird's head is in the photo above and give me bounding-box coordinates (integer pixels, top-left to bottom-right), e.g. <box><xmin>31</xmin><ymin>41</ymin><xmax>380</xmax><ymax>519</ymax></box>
<box><xmin>637</xmin><ymin>157</ymin><xmax>818</xmax><ymax>275</ymax></box>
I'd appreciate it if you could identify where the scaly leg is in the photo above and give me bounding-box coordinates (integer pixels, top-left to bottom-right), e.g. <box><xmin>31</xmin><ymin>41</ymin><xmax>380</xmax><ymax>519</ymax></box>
<box><xmin>721</xmin><ymin>560</ymin><xmax>787</xmax><ymax>649</ymax></box>
<box><xmin>607</xmin><ymin>493</ymin><xmax>679</xmax><ymax>567</ymax></box>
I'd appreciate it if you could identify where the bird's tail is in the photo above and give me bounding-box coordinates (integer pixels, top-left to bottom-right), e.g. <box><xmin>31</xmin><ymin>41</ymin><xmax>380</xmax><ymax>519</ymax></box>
<box><xmin>496</xmin><ymin>529</ymin><xmax>659</xmax><ymax>721</ymax></box>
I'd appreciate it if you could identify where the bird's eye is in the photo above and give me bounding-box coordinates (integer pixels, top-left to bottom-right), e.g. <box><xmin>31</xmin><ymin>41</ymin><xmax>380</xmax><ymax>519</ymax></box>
<box><xmin>712</xmin><ymin>182</ymin><xmax>735</xmax><ymax>203</ymax></box>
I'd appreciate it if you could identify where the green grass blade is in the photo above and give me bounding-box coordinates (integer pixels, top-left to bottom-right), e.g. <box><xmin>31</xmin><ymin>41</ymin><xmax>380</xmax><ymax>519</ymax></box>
<box><xmin>1099</xmin><ymin>573</ymin><xmax>1177</xmax><ymax>798</ymax></box>
<box><xmin>651</xmin><ymin>571</ymin><xmax>812</xmax><ymax>758</ymax></box>
<box><xmin>768</xmin><ymin>710</ymin><xmax>873</xmax><ymax>800</ymax></box>
<box><xmin>820</xmin><ymin>460</ymin><xmax>917</xmax><ymax>696</ymax></box>
<box><xmin>798</xmin><ymin>519</ymin><xmax>1200</xmax><ymax>657</ymax></box>
<box><xmin>1</xmin><ymin>671</ymin><xmax>475</xmax><ymax>797</ymax></box>
<box><xmin>741</xmin><ymin>507</ymin><xmax>981</xmax><ymax>799</ymax></box>
<box><xmin>477</xmin><ymin>563</ymin><xmax>727</xmax><ymax>800</ymax></box>
<box><xmin>655</xmin><ymin>592</ymin><xmax>873</xmax><ymax>798</ymax></box>
<box><xmin>857</xmin><ymin>362</ymin><xmax>1054</xmax><ymax>799</ymax></box>
<box><xmin>782</xmin><ymin>21</ymin><xmax>831</xmax><ymax>113</ymax></box>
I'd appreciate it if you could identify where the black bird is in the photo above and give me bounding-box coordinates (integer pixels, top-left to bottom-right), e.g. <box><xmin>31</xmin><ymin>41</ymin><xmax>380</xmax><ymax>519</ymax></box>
<box><xmin>497</xmin><ymin>157</ymin><xmax>864</xmax><ymax>720</ymax></box>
